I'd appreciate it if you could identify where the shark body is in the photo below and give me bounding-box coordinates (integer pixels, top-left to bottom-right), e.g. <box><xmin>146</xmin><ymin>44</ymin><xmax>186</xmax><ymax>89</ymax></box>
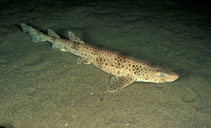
<box><xmin>20</xmin><ymin>23</ymin><xmax>179</xmax><ymax>92</ymax></box>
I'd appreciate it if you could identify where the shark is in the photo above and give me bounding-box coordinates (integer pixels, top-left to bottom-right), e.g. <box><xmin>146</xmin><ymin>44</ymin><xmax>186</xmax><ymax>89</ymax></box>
<box><xmin>20</xmin><ymin>23</ymin><xmax>179</xmax><ymax>92</ymax></box>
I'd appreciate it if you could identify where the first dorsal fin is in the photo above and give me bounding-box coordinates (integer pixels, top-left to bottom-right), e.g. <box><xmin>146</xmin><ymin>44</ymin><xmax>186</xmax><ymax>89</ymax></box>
<box><xmin>68</xmin><ymin>31</ymin><xmax>85</xmax><ymax>44</ymax></box>
<box><xmin>48</xmin><ymin>29</ymin><xmax>60</xmax><ymax>38</ymax></box>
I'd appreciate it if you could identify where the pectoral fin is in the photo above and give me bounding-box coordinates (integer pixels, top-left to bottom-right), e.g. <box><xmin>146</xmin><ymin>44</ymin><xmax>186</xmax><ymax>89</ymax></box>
<box><xmin>107</xmin><ymin>76</ymin><xmax>135</xmax><ymax>92</ymax></box>
<box><xmin>77</xmin><ymin>57</ymin><xmax>91</xmax><ymax>64</ymax></box>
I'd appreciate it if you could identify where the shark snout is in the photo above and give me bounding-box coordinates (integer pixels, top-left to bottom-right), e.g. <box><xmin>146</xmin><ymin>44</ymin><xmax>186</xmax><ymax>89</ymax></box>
<box><xmin>167</xmin><ymin>72</ymin><xmax>179</xmax><ymax>82</ymax></box>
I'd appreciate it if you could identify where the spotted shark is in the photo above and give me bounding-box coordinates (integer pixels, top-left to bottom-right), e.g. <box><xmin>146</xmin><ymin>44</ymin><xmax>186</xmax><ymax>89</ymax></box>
<box><xmin>20</xmin><ymin>23</ymin><xmax>179</xmax><ymax>92</ymax></box>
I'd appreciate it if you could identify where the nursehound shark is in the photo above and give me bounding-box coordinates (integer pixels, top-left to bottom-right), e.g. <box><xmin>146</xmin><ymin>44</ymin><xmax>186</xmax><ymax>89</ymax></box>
<box><xmin>20</xmin><ymin>23</ymin><xmax>179</xmax><ymax>92</ymax></box>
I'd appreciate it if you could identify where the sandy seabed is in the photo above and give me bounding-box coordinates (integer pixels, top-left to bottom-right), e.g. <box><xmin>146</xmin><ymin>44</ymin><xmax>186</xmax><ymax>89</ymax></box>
<box><xmin>0</xmin><ymin>0</ymin><xmax>211</xmax><ymax>128</ymax></box>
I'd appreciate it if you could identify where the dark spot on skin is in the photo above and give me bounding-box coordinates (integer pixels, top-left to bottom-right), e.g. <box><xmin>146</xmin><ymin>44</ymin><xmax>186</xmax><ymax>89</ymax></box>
<box><xmin>63</xmin><ymin>46</ymin><xmax>67</xmax><ymax>51</ymax></box>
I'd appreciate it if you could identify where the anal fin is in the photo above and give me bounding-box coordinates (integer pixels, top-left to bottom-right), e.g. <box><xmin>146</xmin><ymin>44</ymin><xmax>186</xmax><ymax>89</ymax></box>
<box><xmin>47</xmin><ymin>29</ymin><xmax>61</xmax><ymax>49</ymax></box>
<box><xmin>107</xmin><ymin>76</ymin><xmax>135</xmax><ymax>92</ymax></box>
<box><xmin>52</xmin><ymin>42</ymin><xmax>59</xmax><ymax>49</ymax></box>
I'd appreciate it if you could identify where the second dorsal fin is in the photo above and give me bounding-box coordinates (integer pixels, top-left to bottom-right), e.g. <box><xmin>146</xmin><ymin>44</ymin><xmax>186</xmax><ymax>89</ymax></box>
<box><xmin>68</xmin><ymin>31</ymin><xmax>85</xmax><ymax>44</ymax></box>
<box><xmin>48</xmin><ymin>29</ymin><xmax>60</xmax><ymax>38</ymax></box>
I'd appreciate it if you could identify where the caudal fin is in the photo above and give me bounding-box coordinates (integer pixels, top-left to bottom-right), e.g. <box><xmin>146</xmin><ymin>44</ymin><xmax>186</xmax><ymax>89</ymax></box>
<box><xmin>20</xmin><ymin>23</ymin><xmax>48</xmax><ymax>43</ymax></box>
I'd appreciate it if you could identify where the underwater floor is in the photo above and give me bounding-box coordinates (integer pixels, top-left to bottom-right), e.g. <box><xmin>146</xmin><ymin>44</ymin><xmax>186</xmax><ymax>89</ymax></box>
<box><xmin>0</xmin><ymin>0</ymin><xmax>211</xmax><ymax>128</ymax></box>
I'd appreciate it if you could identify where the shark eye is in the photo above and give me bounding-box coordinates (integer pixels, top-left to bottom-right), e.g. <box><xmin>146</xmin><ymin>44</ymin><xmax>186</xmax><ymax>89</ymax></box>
<box><xmin>160</xmin><ymin>73</ymin><xmax>166</xmax><ymax>77</ymax></box>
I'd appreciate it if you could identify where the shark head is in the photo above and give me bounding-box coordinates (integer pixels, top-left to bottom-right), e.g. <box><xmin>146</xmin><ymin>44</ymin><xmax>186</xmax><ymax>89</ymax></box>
<box><xmin>136</xmin><ymin>66</ymin><xmax>179</xmax><ymax>83</ymax></box>
<box><xmin>153</xmin><ymin>67</ymin><xmax>179</xmax><ymax>83</ymax></box>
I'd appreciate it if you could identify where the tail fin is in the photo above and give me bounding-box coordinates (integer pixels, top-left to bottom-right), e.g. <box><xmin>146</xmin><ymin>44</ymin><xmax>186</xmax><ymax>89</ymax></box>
<box><xmin>20</xmin><ymin>23</ymin><xmax>48</xmax><ymax>43</ymax></box>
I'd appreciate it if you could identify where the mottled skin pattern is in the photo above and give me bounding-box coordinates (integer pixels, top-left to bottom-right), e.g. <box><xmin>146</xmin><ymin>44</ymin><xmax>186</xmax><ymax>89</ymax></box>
<box><xmin>20</xmin><ymin>23</ymin><xmax>179</xmax><ymax>92</ymax></box>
